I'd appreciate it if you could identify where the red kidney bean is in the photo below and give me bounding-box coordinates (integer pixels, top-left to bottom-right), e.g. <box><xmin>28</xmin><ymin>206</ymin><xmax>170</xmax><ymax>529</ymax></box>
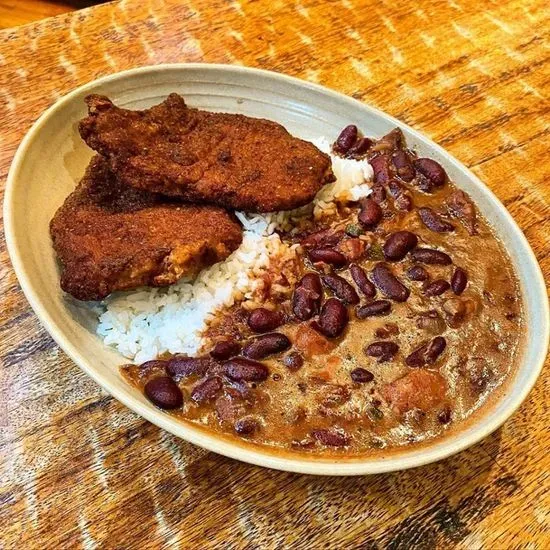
<box><xmin>446</xmin><ymin>190</ymin><xmax>477</xmax><ymax>235</ymax></box>
<box><xmin>356</xmin><ymin>300</ymin><xmax>392</xmax><ymax>318</ymax></box>
<box><xmin>243</xmin><ymin>333</ymin><xmax>291</xmax><ymax>360</ymax></box>
<box><xmin>235</xmin><ymin>417</ymin><xmax>259</xmax><ymax>435</ymax></box>
<box><xmin>411</xmin><ymin>248</ymin><xmax>452</xmax><ymax>265</ymax></box>
<box><xmin>308</xmin><ymin>248</ymin><xmax>348</xmax><ymax>268</ymax></box>
<box><xmin>350</xmin><ymin>367</ymin><xmax>374</xmax><ymax>383</ymax></box>
<box><xmin>424</xmin><ymin>279</ymin><xmax>451</xmax><ymax>296</ymax></box>
<box><xmin>426</xmin><ymin>336</ymin><xmax>447</xmax><ymax>362</ymax></box>
<box><xmin>247</xmin><ymin>308</ymin><xmax>284</xmax><ymax>333</ymax></box>
<box><xmin>451</xmin><ymin>267</ymin><xmax>468</xmax><ymax>295</ymax></box>
<box><xmin>301</xmin><ymin>272</ymin><xmax>323</xmax><ymax>295</ymax></box>
<box><xmin>371</xmin><ymin>264</ymin><xmax>410</xmax><ymax>302</ymax></box>
<box><xmin>144</xmin><ymin>377</ymin><xmax>183</xmax><ymax>409</ymax></box>
<box><xmin>392</xmin><ymin>150</ymin><xmax>415</xmax><ymax>181</ymax></box>
<box><xmin>383</xmin><ymin>231</ymin><xmax>418</xmax><ymax>261</ymax></box>
<box><xmin>369</xmin><ymin>155</ymin><xmax>391</xmax><ymax>185</ymax></box>
<box><xmin>318</xmin><ymin>298</ymin><xmax>349</xmax><ymax>338</ymax></box>
<box><xmin>293</xmin><ymin>286</ymin><xmax>319</xmax><ymax>321</ymax></box>
<box><xmin>300</xmin><ymin>228</ymin><xmax>344</xmax><ymax>249</ymax></box>
<box><xmin>349</xmin><ymin>264</ymin><xmax>376</xmax><ymax>298</ymax></box>
<box><xmin>371</xmin><ymin>184</ymin><xmax>386</xmax><ymax>204</ymax></box>
<box><xmin>416</xmin><ymin>173</ymin><xmax>434</xmax><ymax>193</ymax></box>
<box><xmin>312</xmin><ymin>428</ymin><xmax>350</xmax><ymax>447</ymax></box>
<box><xmin>395</xmin><ymin>193</ymin><xmax>413</xmax><ymax>211</ymax></box>
<box><xmin>414</xmin><ymin>158</ymin><xmax>447</xmax><ymax>186</ymax></box>
<box><xmin>418</xmin><ymin>207</ymin><xmax>454</xmax><ymax>233</ymax></box>
<box><xmin>292</xmin><ymin>286</ymin><xmax>316</xmax><ymax>318</ymax></box>
<box><xmin>405</xmin><ymin>336</ymin><xmax>447</xmax><ymax>367</ymax></box>
<box><xmin>284</xmin><ymin>351</ymin><xmax>304</xmax><ymax>371</ymax></box>
<box><xmin>293</xmin><ymin>272</ymin><xmax>323</xmax><ymax>320</ymax></box>
<box><xmin>191</xmin><ymin>376</ymin><xmax>223</xmax><ymax>404</ymax></box>
<box><xmin>210</xmin><ymin>340</ymin><xmax>241</xmax><ymax>360</ymax></box>
<box><xmin>365</xmin><ymin>341</ymin><xmax>399</xmax><ymax>361</ymax></box>
<box><xmin>334</xmin><ymin>124</ymin><xmax>358</xmax><ymax>154</ymax></box>
<box><xmin>223</xmin><ymin>357</ymin><xmax>269</xmax><ymax>382</ymax></box>
<box><xmin>167</xmin><ymin>356</ymin><xmax>214</xmax><ymax>378</ymax></box>
<box><xmin>347</xmin><ymin>136</ymin><xmax>372</xmax><ymax>157</ymax></box>
<box><xmin>407</xmin><ymin>265</ymin><xmax>429</xmax><ymax>281</ymax></box>
<box><xmin>404</xmin><ymin>346</ymin><xmax>427</xmax><ymax>368</ymax></box>
<box><xmin>358</xmin><ymin>198</ymin><xmax>383</xmax><ymax>229</ymax></box>
<box><xmin>322</xmin><ymin>274</ymin><xmax>359</xmax><ymax>305</ymax></box>
<box><xmin>388</xmin><ymin>179</ymin><xmax>405</xmax><ymax>198</ymax></box>
<box><xmin>387</xmin><ymin>180</ymin><xmax>413</xmax><ymax>209</ymax></box>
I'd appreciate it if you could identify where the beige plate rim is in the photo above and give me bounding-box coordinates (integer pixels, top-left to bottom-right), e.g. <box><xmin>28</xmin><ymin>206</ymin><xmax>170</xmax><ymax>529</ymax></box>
<box><xmin>4</xmin><ymin>63</ymin><xmax>549</xmax><ymax>475</ymax></box>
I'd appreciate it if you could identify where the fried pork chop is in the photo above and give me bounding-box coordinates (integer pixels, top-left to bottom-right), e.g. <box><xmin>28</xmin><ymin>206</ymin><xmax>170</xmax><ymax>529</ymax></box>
<box><xmin>79</xmin><ymin>94</ymin><xmax>335</xmax><ymax>212</ymax></box>
<box><xmin>50</xmin><ymin>156</ymin><xmax>243</xmax><ymax>301</ymax></box>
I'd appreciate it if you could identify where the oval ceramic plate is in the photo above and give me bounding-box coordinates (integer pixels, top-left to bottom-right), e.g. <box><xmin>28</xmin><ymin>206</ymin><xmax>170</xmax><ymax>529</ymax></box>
<box><xmin>5</xmin><ymin>64</ymin><xmax>549</xmax><ymax>475</ymax></box>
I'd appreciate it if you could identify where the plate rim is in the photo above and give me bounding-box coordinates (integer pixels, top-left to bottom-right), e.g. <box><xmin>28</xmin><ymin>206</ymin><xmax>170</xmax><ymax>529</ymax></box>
<box><xmin>4</xmin><ymin>63</ymin><xmax>549</xmax><ymax>475</ymax></box>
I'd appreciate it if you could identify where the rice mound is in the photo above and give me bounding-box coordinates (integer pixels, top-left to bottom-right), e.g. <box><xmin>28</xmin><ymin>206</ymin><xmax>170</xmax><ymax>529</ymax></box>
<box><xmin>96</xmin><ymin>138</ymin><xmax>373</xmax><ymax>363</ymax></box>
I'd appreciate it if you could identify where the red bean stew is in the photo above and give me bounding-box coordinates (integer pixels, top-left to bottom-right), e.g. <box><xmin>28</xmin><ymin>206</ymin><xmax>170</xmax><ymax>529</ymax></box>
<box><xmin>122</xmin><ymin>126</ymin><xmax>523</xmax><ymax>455</ymax></box>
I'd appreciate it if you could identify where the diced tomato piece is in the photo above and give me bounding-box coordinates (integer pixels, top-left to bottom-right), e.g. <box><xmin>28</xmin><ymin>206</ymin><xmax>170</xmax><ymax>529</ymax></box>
<box><xmin>382</xmin><ymin>370</ymin><xmax>447</xmax><ymax>413</ymax></box>
<box><xmin>294</xmin><ymin>323</ymin><xmax>335</xmax><ymax>358</ymax></box>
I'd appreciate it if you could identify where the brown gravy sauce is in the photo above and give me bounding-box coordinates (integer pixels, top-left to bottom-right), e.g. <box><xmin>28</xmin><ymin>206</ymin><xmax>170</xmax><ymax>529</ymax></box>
<box><xmin>121</xmin><ymin>128</ymin><xmax>524</xmax><ymax>457</ymax></box>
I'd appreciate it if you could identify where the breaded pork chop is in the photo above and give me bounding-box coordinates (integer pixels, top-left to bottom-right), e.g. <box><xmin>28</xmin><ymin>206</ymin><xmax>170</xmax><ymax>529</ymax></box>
<box><xmin>50</xmin><ymin>156</ymin><xmax>243</xmax><ymax>301</ymax></box>
<box><xmin>79</xmin><ymin>94</ymin><xmax>335</xmax><ymax>212</ymax></box>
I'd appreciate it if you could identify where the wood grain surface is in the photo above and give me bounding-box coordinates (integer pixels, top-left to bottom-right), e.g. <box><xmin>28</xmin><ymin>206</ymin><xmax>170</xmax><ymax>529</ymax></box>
<box><xmin>0</xmin><ymin>2</ymin><xmax>106</xmax><ymax>30</ymax></box>
<box><xmin>1</xmin><ymin>0</ymin><xmax>549</xmax><ymax>548</ymax></box>
<box><xmin>0</xmin><ymin>0</ymin><xmax>72</xmax><ymax>29</ymax></box>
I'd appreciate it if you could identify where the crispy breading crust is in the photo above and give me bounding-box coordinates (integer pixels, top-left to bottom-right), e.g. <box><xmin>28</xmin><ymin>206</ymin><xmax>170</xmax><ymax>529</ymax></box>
<box><xmin>50</xmin><ymin>156</ymin><xmax>243</xmax><ymax>301</ymax></box>
<box><xmin>79</xmin><ymin>94</ymin><xmax>335</xmax><ymax>212</ymax></box>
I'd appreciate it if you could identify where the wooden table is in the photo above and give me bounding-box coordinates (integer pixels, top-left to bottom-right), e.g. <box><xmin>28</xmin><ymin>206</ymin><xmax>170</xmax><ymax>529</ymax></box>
<box><xmin>1</xmin><ymin>1</ymin><xmax>548</xmax><ymax>547</ymax></box>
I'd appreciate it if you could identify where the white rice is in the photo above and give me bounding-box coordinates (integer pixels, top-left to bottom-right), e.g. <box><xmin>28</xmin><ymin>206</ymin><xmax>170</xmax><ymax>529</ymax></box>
<box><xmin>96</xmin><ymin>137</ymin><xmax>374</xmax><ymax>363</ymax></box>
